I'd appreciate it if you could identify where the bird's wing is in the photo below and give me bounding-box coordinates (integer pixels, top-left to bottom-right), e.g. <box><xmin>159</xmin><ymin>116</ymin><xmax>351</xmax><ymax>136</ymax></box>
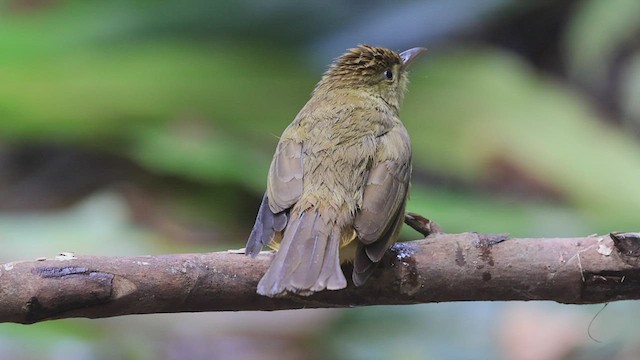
<box><xmin>245</xmin><ymin>125</ymin><xmax>304</xmax><ymax>257</ymax></box>
<box><xmin>245</xmin><ymin>192</ymin><xmax>287</xmax><ymax>257</ymax></box>
<box><xmin>352</xmin><ymin>125</ymin><xmax>411</xmax><ymax>282</ymax></box>
<box><xmin>267</xmin><ymin>132</ymin><xmax>304</xmax><ymax>213</ymax></box>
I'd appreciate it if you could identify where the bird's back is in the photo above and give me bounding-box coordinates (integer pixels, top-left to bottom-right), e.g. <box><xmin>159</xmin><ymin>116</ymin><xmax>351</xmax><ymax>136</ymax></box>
<box><xmin>279</xmin><ymin>89</ymin><xmax>401</xmax><ymax>230</ymax></box>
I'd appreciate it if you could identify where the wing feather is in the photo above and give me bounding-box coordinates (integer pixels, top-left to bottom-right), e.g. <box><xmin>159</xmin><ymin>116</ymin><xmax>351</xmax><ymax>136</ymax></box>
<box><xmin>353</xmin><ymin>126</ymin><xmax>411</xmax><ymax>282</ymax></box>
<box><xmin>354</xmin><ymin>126</ymin><xmax>411</xmax><ymax>244</ymax></box>
<box><xmin>268</xmin><ymin>138</ymin><xmax>303</xmax><ymax>213</ymax></box>
<box><xmin>246</xmin><ymin>125</ymin><xmax>304</xmax><ymax>257</ymax></box>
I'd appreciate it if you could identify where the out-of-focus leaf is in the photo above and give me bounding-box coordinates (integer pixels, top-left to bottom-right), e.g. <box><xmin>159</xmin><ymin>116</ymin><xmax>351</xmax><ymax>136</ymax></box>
<box><xmin>405</xmin><ymin>186</ymin><xmax>588</xmax><ymax>238</ymax></box>
<box><xmin>0</xmin><ymin>40</ymin><xmax>312</xmax><ymax>142</ymax></box>
<box><xmin>0</xmin><ymin>320</ymin><xmax>105</xmax><ymax>359</ymax></box>
<box><xmin>0</xmin><ymin>7</ymin><xmax>315</xmax><ymax>195</ymax></box>
<box><xmin>404</xmin><ymin>48</ymin><xmax>640</xmax><ymax>230</ymax></box>
<box><xmin>620</xmin><ymin>53</ymin><xmax>640</xmax><ymax>128</ymax></box>
<box><xmin>321</xmin><ymin>303</ymin><xmax>503</xmax><ymax>360</ymax></box>
<box><xmin>0</xmin><ymin>35</ymin><xmax>314</xmax><ymax>190</ymax></box>
<box><xmin>563</xmin><ymin>0</ymin><xmax>640</xmax><ymax>88</ymax></box>
<box><xmin>129</xmin><ymin>122</ymin><xmax>270</xmax><ymax>191</ymax></box>
<box><xmin>0</xmin><ymin>191</ymin><xmax>163</xmax><ymax>261</ymax></box>
<box><xmin>0</xmin><ymin>0</ymin><xmax>349</xmax><ymax>49</ymax></box>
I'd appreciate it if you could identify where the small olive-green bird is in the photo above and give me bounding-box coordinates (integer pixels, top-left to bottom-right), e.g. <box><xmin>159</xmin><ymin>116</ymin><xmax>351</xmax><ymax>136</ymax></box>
<box><xmin>246</xmin><ymin>44</ymin><xmax>426</xmax><ymax>297</ymax></box>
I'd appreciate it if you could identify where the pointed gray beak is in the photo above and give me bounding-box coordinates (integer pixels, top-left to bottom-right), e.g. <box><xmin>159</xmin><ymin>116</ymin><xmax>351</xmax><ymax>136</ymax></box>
<box><xmin>400</xmin><ymin>47</ymin><xmax>427</xmax><ymax>68</ymax></box>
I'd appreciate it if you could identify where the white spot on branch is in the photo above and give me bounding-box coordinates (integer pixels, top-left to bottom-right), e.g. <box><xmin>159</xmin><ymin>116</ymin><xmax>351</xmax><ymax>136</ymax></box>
<box><xmin>55</xmin><ymin>252</ymin><xmax>76</xmax><ymax>261</ymax></box>
<box><xmin>597</xmin><ymin>244</ymin><xmax>613</xmax><ymax>256</ymax></box>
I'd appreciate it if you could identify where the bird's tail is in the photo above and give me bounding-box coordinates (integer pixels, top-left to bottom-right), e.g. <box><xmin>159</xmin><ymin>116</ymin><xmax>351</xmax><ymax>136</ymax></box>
<box><xmin>257</xmin><ymin>209</ymin><xmax>347</xmax><ymax>297</ymax></box>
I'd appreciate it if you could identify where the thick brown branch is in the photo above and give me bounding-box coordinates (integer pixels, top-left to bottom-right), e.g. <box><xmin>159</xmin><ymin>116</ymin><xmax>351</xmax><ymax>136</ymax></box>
<box><xmin>1</xmin><ymin>232</ymin><xmax>639</xmax><ymax>324</ymax></box>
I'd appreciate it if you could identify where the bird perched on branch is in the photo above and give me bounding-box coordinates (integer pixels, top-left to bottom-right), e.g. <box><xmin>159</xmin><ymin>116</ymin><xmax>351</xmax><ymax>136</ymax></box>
<box><xmin>246</xmin><ymin>44</ymin><xmax>426</xmax><ymax>297</ymax></box>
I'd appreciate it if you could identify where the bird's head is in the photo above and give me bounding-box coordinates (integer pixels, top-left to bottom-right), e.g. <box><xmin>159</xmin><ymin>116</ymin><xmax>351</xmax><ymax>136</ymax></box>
<box><xmin>315</xmin><ymin>45</ymin><xmax>426</xmax><ymax>111</ymax></box>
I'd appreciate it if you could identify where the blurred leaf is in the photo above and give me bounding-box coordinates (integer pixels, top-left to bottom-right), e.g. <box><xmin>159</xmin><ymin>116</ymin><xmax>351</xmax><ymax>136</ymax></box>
<box><xmin>321</xmin><ymin>303</ymin><xmax>503</xmax><ymax>360</ymax></box>
<box><xmin>620</xmin><ymin>53</ymin><xmax>640</xmax><ymax>129</ymax></box>
<box><xmin>404</xmin><ymin>48</ymin><xmax>640</xmax><ymax>231</ymax></box>
<box><xmin>0</xmin><ymin>31</ymin><xmax>315</xmax><ymax>190</ymax></box>
<box><xmin>0</xmin><ymin>40</ymin><xmax>312</xmax><ymax>141</ymax></box>
<box><xmin>0</xmin><ymin>191</ymin><xmax>165</xmax><ymax>260</ymax></box>
<box><xmin>563</xmin><ymin>0</ymin><xmax>640</xmax><ymax>88</ymax></box>
<box><xmin>405</xmin><ymin>186</ymin><xmax>588</xmax><ymax>238</ymax></box>
<box><xmin>0</xmin><ymin>320</ymin><xmax>103</xmax><ymax>359</ymax></box>
<box><xmin>130</xmin><ymin>122</ymin><xmax>270</xmax><ymax>190</ymax></box>
<box><xmin>0</xmin><ymin>0</ymin><xmax>348</xmax><ymax>49</ymax></box>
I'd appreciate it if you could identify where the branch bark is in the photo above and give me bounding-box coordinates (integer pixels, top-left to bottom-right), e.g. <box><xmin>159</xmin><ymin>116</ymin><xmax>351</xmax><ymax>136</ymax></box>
<box><xmin>1</xmin><ymin>232</ymin><xmax>639</xmax><ymax>324</ymax></box>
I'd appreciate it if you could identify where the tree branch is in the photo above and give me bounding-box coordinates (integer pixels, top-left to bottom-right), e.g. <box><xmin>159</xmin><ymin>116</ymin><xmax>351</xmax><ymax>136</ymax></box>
<box><xmin>1</xmin><ymin>232</ymin><xmax>640</xmax><ymax>324</ymax></box>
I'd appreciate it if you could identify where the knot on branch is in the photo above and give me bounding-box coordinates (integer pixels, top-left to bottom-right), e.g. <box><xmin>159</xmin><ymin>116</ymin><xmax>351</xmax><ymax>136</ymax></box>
<box><xmin>611</xmin><ymin>232</ymin><xmax>640</xmax><ymax>257</ymax></box>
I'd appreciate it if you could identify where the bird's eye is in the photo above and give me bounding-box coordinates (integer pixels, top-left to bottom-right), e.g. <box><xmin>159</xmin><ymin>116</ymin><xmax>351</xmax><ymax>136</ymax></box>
<box><xmin>384</xmin><ymin>69</ymin><xmax>393</xmax><ymax>80</ymax></box>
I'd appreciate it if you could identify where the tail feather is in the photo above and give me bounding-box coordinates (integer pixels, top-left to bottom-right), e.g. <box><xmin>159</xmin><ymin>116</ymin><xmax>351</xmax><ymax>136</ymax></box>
<box><xmin>257</xmin><ymin>212</ymin><xmax>306</xmax><ymax>295</ymax></box>
<box><xmin>246</xmin><ymin>193</ymin><xmax>287</xmax><ymax>257</ymax></box>
<box><xmin>286</xmin><ymin>212</ymin><xmax>324</xmax><ymax>289</ymax></box>
<box><xmin>315</xmin><ymin>227</ymin><xmax>346</xmax><ymax>291</ymax></box>
<box><xmin>257</xmin><ymin>209</ymin><xmax>347</xmax><ymax>297</ymax></box>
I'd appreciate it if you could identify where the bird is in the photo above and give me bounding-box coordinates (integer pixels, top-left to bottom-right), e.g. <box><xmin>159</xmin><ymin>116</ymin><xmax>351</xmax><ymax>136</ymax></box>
<box><xmin>245</xmin><ymin>44</ymin><xmax>426</xmax><ymax>297</ymax></box>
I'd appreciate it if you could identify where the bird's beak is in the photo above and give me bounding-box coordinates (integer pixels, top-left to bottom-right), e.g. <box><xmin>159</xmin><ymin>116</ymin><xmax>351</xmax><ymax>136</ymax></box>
<box><xmin>400</xmin><ymin>47</ymin><xmax>427</xmax><ymax>69</ymax></box>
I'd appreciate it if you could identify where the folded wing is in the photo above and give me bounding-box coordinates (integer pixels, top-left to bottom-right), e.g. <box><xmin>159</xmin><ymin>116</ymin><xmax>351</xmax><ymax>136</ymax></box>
<box><xmin>353</xmin><ymin>126</ymin><xmax>411</xmax><ymax>285</ymax></box>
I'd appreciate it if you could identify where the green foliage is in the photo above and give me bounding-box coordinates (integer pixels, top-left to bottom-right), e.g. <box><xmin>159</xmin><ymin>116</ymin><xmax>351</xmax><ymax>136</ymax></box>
<box><xmin>564</xmin><ymin>0</ymin><xmax>640</xmax><ymax>88</ymax></box>
<box><xmin>405</xmin><ymin>49</ymin><xmax>640</xmax><ymax>231</ymax></box>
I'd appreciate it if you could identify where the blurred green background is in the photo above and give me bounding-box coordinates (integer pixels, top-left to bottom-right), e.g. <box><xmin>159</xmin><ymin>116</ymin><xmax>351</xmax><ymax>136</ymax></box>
<box><xmin>1</xmin><ymin>0</ymin><xmax>640</xmax><ymax>359</ymax></box>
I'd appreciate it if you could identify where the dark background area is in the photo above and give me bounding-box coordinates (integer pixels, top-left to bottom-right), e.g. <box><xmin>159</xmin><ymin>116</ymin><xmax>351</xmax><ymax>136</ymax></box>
<box><xmin>1</xmin><ymin>0</ymin><xmax>640</xmax><ymax>359</ymax></box>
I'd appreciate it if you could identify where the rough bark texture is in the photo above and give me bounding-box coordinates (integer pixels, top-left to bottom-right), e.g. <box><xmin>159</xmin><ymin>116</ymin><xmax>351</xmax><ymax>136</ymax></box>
<box><xmin>1</xmin><ymin>232</ymin><xmax>639</xmax><ymax>324</ymax></box>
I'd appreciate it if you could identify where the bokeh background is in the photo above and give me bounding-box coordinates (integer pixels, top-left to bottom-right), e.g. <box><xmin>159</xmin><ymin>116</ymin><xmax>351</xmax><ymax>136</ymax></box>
<box><xmin>1</xmin><ymin>0</ymin><xmax>640</xmax><ymax>359</ymax></box>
